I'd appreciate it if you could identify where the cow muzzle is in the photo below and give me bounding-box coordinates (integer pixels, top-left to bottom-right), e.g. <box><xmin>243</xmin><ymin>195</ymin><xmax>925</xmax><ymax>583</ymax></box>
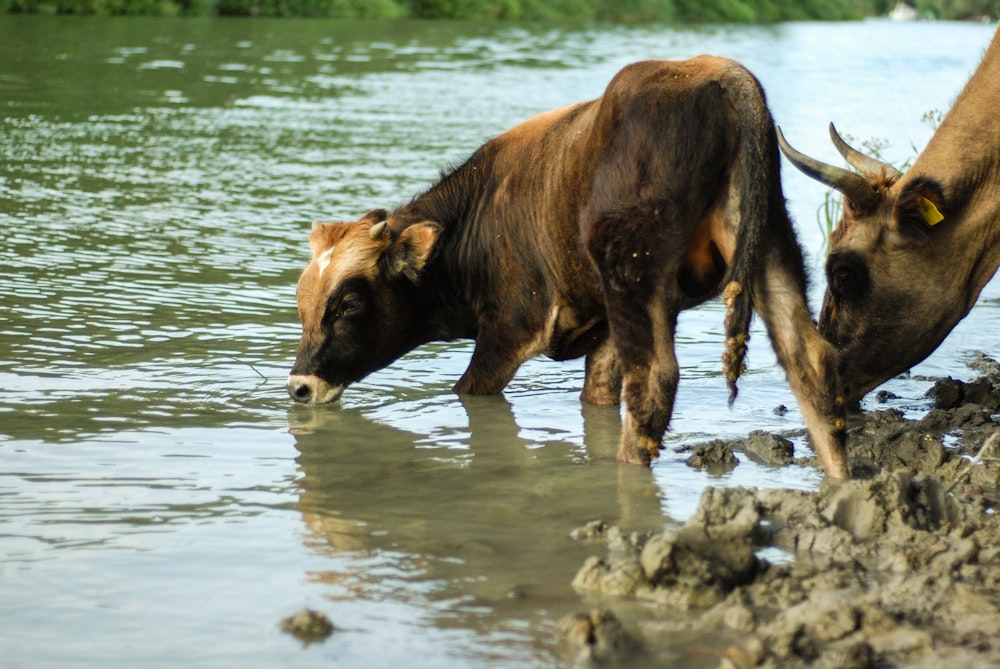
<box><xmin>286</xmin><ymin>374</ymin><xmax>344</xmax><ymax>404</ymax></box>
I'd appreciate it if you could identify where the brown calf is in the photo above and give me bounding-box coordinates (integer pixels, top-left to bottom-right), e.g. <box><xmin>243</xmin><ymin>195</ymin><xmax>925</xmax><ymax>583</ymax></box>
<box><xmin>288</xmin><ymin>58</ymin><xmax>849</xmax><ymax>477</ymax></box>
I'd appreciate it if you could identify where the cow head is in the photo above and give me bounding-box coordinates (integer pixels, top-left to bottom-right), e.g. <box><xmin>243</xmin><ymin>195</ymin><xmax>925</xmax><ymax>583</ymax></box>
<box><xmin>778</xmin><ymin>124</ymin><xmax>963</xmax><ymax>402</ymax></box>
<box><xmin>287</xmin><ymin>209</ymin><xmax>441</xmax><ymax>404</ymax></box>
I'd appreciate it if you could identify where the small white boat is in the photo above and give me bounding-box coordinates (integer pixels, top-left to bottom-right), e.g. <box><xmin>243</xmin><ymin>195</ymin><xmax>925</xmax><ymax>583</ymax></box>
<box><xmin>889</xmin><ymin>2</ymin><xmax>918</xmax><ymax>20</ymax></box>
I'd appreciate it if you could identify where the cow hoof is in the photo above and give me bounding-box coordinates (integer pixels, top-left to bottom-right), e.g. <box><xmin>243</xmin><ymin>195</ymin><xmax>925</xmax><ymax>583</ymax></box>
<box><xmin>617</xmin><ymin>436</ymin><xmax>660</xmax><ymax>466</ymax></box>
<box><xmin>580</xmin><ymin>387</ymin><xmax>621</xmax><ymax>407</ymax></box>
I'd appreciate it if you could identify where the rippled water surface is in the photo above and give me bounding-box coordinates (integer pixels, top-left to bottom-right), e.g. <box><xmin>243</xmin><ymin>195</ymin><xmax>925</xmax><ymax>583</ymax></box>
<box><xmin>1</xmin><ymin>16</ymin><xmax>998</xmax><ymax>668</ymax></box>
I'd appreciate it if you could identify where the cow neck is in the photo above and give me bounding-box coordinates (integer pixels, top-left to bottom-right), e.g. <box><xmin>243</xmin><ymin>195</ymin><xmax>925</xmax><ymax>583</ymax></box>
<box><xmin>909</xmin><ymin>28</ymin><xmax>1000</xmax><ymax>199</ymax></box>
<box><xmin>390</xmin><ymin>150</ymin><xmax>497</xmax><ymax>341</ymax></box>
<box><xmin>907</xmin><ymin>28</ymin><xmax>1000</xmax><ymax>303</ymax></box>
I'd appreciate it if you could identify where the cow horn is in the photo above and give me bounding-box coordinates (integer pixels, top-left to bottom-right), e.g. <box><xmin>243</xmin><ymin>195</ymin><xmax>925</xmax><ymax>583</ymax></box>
<box><xmin>828</xmin><ymin>123</ymin><xmax>902</xmax><ymax>182</ymax></box>
<box><xmin>776</xmin><ymin>126</ymin><xmax>879</xmax><ymax>213</ymax></box>
<box><xmin>369</xmin><ymin>220</ymin><xmax>387</xmax><ymax>241</ymax></box>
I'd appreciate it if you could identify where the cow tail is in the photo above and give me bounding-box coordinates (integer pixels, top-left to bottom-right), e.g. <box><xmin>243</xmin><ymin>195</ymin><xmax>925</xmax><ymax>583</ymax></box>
<box><xmin>722</xmin><ymin>78</ymin><xmax>777</xmax><ymax>406</ymax></box>
<box><xmin>722</xmin><ymin>279</ymin><xmax>750</xmax><ymax>406</ymax></box>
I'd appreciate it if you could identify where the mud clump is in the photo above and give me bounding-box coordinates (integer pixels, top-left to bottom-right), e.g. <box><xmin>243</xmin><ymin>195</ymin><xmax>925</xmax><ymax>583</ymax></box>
<box><xmin>280</xmin><ymin>608</ymin><xmax>335</xmax><ymax>643</ymax></box>
<box><xmin>682</xmin><ymin>440</ymin><xmax>739</xmax><ymax>473</ymax></box>
<box><xmin>570</xmin><ymin>366</ymin><xmax>1000</xmax><ymax>668</ymax></box>
<box><xmin>558</xmin><ymin>609</ymin><xmax>638</xmax><ymax>665</ymax></box>
<box><xmin>574</xmin><ymin>472</ymin><xmax>1000</xmax><ymax>668</ymax></box>
<box><xmin>679</xmin><ymin>431</ymin><xmax>795</xmax><ymax>471</ymax></box>
<box><xmin>574</xmin><ymin>487</ymin><xmax>762</xmax><ymax>609</ymax></box>
<box><xmin>928</xmin><ymin>375</ymin><xmax>1000</xmax><ymax>411</ymax></box>
<box><xmin>742</xmin><ymin>431</ymin><xmax>794</xmax><ymax>466</ymax></box>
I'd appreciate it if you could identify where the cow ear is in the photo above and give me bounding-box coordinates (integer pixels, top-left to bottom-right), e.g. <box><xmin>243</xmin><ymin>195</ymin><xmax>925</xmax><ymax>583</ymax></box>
<box><xmin>389</xmin><ymin>221</ymin><xmax>441</xmax><ymax>282</ymax></box>
<box><xmin>308</xmin><ymin>222</ymin><xmax>331</xmax><ymax>256</ymax></box>
<box><xmin>894</xmin><ymin>177</ymin><xmax>945</xmax><ymax>240</ymax></box>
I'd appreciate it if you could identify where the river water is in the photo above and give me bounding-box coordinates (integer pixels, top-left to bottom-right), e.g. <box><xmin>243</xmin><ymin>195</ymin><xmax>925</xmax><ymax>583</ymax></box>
<box><xmin>1</xmin><ymin>15</ymin><xmax>997</xmax><ymax>668</ymax></box>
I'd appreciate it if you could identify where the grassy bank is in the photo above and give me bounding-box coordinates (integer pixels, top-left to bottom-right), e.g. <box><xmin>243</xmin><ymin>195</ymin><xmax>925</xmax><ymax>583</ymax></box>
<box><xmin>1</xmin><ymin>0</ymin><xmax>996</xmax><ymax>22</ymax></box>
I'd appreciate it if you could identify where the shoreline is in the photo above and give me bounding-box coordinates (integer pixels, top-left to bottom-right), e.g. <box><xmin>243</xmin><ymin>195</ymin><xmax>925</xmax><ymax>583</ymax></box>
<box><xmin>566</xmin><ymin>355</ymin><xmax>1000</xmax><ymax>668</ymax></box>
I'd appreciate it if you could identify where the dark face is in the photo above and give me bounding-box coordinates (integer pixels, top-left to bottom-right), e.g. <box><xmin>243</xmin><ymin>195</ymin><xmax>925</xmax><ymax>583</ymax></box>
<box><xmin>818</xmin><ymin>178</ymin><xmax>964</xmax><ymax>402</ymax></box>
<box><xmin>778</xmin><ymin>126</ymin><xmax>971</xmax><ymax>403</ymax></box>
<box><xmin>286</xmin><ymin>213</ymin><xmax>440</xmax><ymax>404</ymax></box>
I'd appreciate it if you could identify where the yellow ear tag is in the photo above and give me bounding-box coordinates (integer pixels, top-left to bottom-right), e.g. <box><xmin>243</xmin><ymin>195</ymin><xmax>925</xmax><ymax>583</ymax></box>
<box><xmin>917</xmin><ymin>196</ymin><xmax>944</xmax><ymax>226</ymax></box>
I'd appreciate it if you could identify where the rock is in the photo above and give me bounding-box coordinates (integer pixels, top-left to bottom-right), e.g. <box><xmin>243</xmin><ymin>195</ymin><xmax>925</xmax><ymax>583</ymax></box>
<box><xmin>968</xmin><ymin>353</ymin><xmax>1000</xmax><ymax>380</ymax></box>
<box><xmin>718</xmin><ymin>602</ymin><xmax>757</xmax><ymax>633</ymax></box>
<box><xmin>879</xmin><ymin>431</ymin><xmax>946</xmax><ymax>472</ymax></box>
<box><xmin>801</xmin><ymin>591</ymin><xmax>860</xmax><ymax>642</ymax></box>
<box><xmin>575</xmin><ymin>487</ymin><xmax>762</xmax><ymax>610</ymax></box>
<box><xmin>569</xmin><ymin>519</ymin><xmax>610</xmax><ymax>542</ymax></box>
<box><xmin>685</xmin><ymin>440</ymin><xmax>738</xmax><ymax>472</ymax></box>
<box><xmin>572</xmin><ymin>555</ymin><xmax>648</xmax><ymax>598</ymax></box>
<box><xmin>685</xmin><ymin>486</ymin><xmax>762</xmax><ymax>540</ymax></box>
<box><xmin>968</xmin><ymin>458</ymin><xmax>1000</xmax><ymax>490</ymax></box>
<box><xmin>280</xmin><ymin>608</ymin><xmax>335</xmax><ymax>643</ymax></box>
<box><xmin>875</xmin><ymin>390</ymin><xmax>898</xmax><ymax>403</ymax></box>
<box><xmin>963</xmin><ymin>376</ymin><xmax>1000</xmax><ymax>410</ymax></box>
<box><xmin>742</xmin><ymin>431</ymin><xmax>794</xmax><ymax>466</ymax></box>
<box><xmin>558</xmin><ymin>609</ymin><xmax>636</xmax><ymax>664</ymax></box>
<box><xmin>813</xmin><ymin>641</ymin><xmax>875</xmax><ymax>669</ymax></box>
<box><xmin>719</xmin><ymin>640</ymin><xmax>766</xmax><ymax>669</ymax></box>
<box><xmin>927</xmin><ymin>377</ymin><xmax>965</xmax><ymax>409</ymax></box>
<box><xmin>568</xmin><ymin>365</ymin><xmax>1000</xmax><ymax>669</ymax></box>
<box><xmin>639</xmin><ymin>529</ymin><xmax>758</xmax><ymax>608</ymax></box>
<box><xmin>865</xmin><ymin>626</ymin><xmax>933</xmax><ymax>657</ymax></box>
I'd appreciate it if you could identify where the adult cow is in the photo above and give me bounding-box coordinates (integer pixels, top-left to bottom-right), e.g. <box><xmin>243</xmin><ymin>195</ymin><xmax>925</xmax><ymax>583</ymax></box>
<box><xmin>778</xmin><ymin>27</ymin><xmax>1000</xmax><ymax>403</ymax></box>
<box><xmin>287</xmin><ymin>58</ymin><xmax>850</xmax><ymax>478</ymax></box>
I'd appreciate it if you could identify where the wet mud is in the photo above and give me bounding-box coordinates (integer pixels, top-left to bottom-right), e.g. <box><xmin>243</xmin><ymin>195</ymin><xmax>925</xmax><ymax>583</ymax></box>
<box><xmin>568</xmin><ymin>356</ymin><xmax>1000</xmax><ymax>668</ymax></box>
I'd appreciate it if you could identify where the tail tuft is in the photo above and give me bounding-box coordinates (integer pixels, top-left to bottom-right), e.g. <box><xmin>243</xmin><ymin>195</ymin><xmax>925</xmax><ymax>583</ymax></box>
<box><xmin>723</xmin><ymin>280</ymin><xmax>751</xmax><ymax>406</ymax></box>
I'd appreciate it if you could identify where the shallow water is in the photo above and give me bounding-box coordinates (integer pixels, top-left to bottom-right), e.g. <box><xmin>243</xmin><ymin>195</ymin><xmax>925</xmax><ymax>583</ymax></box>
<box><xmin>1</xmin><ymin>15</ymin><xmax>998</xmax><ymax>667</ymax></box>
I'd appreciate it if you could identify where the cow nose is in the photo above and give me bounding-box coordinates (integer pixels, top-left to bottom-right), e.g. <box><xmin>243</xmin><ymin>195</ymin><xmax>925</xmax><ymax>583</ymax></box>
<box><xmin>287</xmin><ymin>375</ymin><xmax>314</xmax><ymax>403</ymax></box>
<box><xmin>286</xmin><ymin>374</ymin><xmax>344</xmax><ymax>404</ymax></box>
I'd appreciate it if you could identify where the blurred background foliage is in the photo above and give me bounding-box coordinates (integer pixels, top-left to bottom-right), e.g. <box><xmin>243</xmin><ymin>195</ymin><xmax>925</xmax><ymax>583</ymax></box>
<box><xmin>0</xmin><ymin>0</ymin><xmax>996</xmax><ymax>21</ymax></box>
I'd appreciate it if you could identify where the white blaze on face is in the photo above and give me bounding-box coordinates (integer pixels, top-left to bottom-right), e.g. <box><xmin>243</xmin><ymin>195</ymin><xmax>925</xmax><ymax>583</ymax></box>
<box><xmin>322</xmin><ymin>242</ymin><xmax>382</xmax><ymax>290</ymax></box>
<box><xmin>292</xmin><ymin>219</ymin><xmax>390</xmax><ymax>386</ymax></box>
<box><xmin>315</xmin><ymin>246</ymin><xmax>336</xmax><ymax>277</ymax></box>
<box><xmin>300</xmin><ymin>222</ymin><xmax>386</xmax><ymax>319</ymax></box>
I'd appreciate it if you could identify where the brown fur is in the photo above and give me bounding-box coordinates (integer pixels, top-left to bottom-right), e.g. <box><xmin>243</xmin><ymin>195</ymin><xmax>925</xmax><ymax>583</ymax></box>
<box><xmin>812</xmin><ymin>27</ymin><xmax>1000</xmax><ymax>402</ymax></box>
<box><xmin>288</xmin><ymin>58</ymin><xmax>849</xmax><ymax>477</ymax></box>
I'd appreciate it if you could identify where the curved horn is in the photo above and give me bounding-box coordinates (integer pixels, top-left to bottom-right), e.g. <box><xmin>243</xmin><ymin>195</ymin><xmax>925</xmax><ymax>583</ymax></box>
<box><xmin>776</xmin><ymin>126</ymin><xmax>879</xmax><ymax>213</ymax></box>
<box><xmin>369</xmin><ymin>220</ymin><xmax>387</xmax><ymax>241</ymax></box>
<box><xmin>828</xmin><ymin>123</ymin><xmax>902</xmax><ymax>182</ymax></box>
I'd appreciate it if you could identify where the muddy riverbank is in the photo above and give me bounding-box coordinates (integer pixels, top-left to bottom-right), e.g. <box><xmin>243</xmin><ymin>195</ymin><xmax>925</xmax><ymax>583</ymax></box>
<box><xmin>567</xmin><ymin>356</ymin><xmax>1000</xmax><ymax>668</ymax></box>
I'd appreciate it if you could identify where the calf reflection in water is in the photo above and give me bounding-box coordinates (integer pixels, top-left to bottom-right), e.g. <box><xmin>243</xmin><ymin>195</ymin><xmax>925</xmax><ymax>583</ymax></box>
<box><xmin>287</xmin><ymin>394</ymin><xmax>666</xmax><ymax>619</ymax></box>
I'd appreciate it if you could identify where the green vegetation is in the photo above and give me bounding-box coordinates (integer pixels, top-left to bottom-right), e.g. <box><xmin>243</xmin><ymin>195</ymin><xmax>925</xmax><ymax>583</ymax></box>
<box><xmin>0</xmin><ymin>0</ymin><xmax>995</xmax><ymax>20</ymax></box>
<box><xmin>915</xmin><ymin>0</ymin><xmax>999</xmax><ymax>20</ymax></box>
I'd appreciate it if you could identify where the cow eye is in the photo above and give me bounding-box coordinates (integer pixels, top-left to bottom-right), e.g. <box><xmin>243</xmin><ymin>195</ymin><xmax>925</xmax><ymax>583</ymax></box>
<box><xmin>339</xmin><ymin>296</ymin><xmax>365</xmax><ymax>318</ymax></box>
<box><xmin>833</xmin><ymin>266</ymin><xmax>854</xmax><ymax>290</ymax></box>
<box><xmin>826</xmin><ymin>252</ymin><xmax>870</xmax><ymax>302</ymax></box>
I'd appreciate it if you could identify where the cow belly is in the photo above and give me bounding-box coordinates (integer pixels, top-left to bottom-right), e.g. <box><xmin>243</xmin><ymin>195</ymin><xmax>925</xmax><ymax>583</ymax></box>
<box><xmin>546</xmin><ymin>313</ymin><xmax>609</xmax><ymax>361</ymax></box>
<box><xmin>678</xmin><ymin>208</ymin><xmax>736</xmax><ymax>301</ymax></box>
<box><xmin>518</xmin><ymin>299</ymin><xmax>608</xmax><ymax>362</ymax></box>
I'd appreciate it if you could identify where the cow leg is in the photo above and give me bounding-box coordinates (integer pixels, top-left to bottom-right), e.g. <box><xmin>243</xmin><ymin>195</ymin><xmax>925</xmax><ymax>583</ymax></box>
<box><xmin>585</xmin><ymin>200</ymin><xmax>686</xmax><ymax>464</ymax></box>
<box><xmin>605</xmin><ymin>273</ymin><xmax>680</xmax><ymax>465</ymax></box>
<box><xmin>453</xmin><ymin>346</ymin><xmax>521</xmax><ymax>395</ymax></box>
<box><xmin>753</xmin><ymin>261</ymin><xmax>850</xmax><ymax>478</ymax></box>
<box><xmin>453</xmin><ymin>326</ymin><xmax>530</xmax><ymax>395</ymax></box>
<box><xmin>605</xmin><ymin>287</ymin><xmax>681</xmax><ymax>465</ymax></box>
<box><xmin>581</xmin><ymin>340</ymin><xmax>622</xmax><ymax>406</ymax></box>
